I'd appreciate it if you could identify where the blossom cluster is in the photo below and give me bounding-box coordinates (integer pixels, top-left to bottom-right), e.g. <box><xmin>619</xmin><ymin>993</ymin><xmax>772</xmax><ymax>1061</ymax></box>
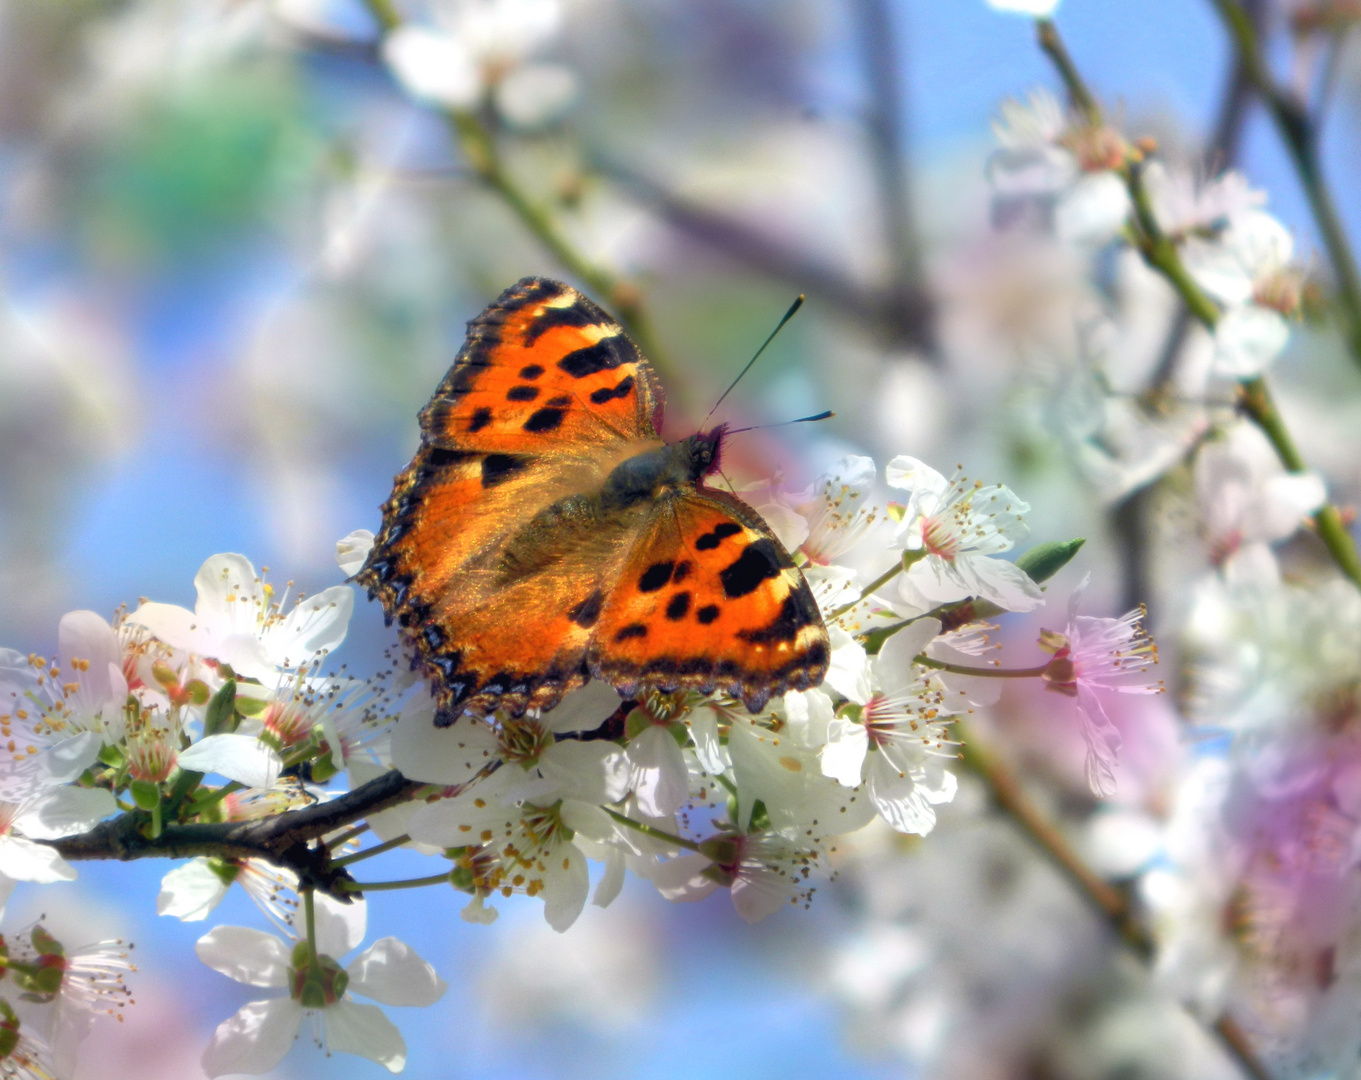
<box><xmin>0</xmin><ymin>448</ymin><xmax>1159</xmax><ymax>1075</ymax></box>
<box><xmin>806</xmin><ymin>6</ymin><xmax>1361</xmax><ymax>1075</ymax></box>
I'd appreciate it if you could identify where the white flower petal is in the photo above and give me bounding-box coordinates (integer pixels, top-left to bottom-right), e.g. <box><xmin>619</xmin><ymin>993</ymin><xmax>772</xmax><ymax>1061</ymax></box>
<box><xmin>324</xmin><ymin>1000</ymin><xmax>407</xmax><ymax>1073</ymax></box>
<box><xmin>269</xmin><ymin>585</ymin><xmax>354</xmax><ymax>668</ymax></box>
<box><xmin>959</xmin><ymin>554</ymin><xmax>1045</xmax><ymax>612</ymax></box>
<box><xmin>315</xmin><ymin>891</ymin><xmax>367</xmax><ymax>957</ymax></box>
<box><xmin>495</xmin><ymin>61</ymin><xmax>578</xmax><ymax>127</ymax></box>
<box><xmin>544</xmin><ymin>680</ymin><xmax>623</xmax><ymax>734</ymax></box>
<box><xmin>383</xmin><ymin>25</ymin><xmax>481</xmax><ymax>108</ymax></box>
<box><xmin>195</xmin><ymin>926</ymin><xmax>292</xmax><ymax>987</ymax></box>
<box><xmin>390</xmin><ymin>693</ymin><xmax>495</xmax><ymax>785</ymax></box>
<box><xmin>540</xmin><ymin>739</ymin><xmax>630</xmax><ymax>804</ymax></box>
<box><xmin>1055</xmin><ymin>171</ymin><xmax>1129</xmax><ymax>245</ymax></box>
<box><xmin>202</xmin><ymin>998</ymin><xmax>302</xmax><ymax>1078</ymax></box>
<box><xmin>542</xmin><ymin>844</ymin><xmax>590</xmax><ymax>932</ymax></box>
<box><xmin>179</xmin><ymin>734</ymin><xmax>283</xmax><ymax>789</ymax></box>
<box><xmin>592</xmin><ymin>848</ymin><xmax>626</xmax><ymax>908</ymax></box>
<box><xmin>730</xmin><ymin>862</ymin><xmax>795</xmax><ymax>923</ymax></box>
<box><xmin>158</xmin><ymin>858</ymin><xmax>229</xmax><ymax>921</ymax></box>
<box><xmin>884</xmin><ymin>456</ymin><xmax>947</xmax><ymax>497</ymax></box>
<box><xmin>687</xmin><ymin>710</ymin><xmax>728</xmax><ymax>775</ymax></box>
<box><xmin>17</xmin><ymin>785</ymin><xmax>116</xmax><ymax>839</ymax></box>
<box><xmin>125</xmin><ymin>601</ymin><xmax>207</xmax><ymax>657</ymax></box>
<box><xmin>32</xmin><ymin>731</ymin><xmax>104</xmax><ymax>786</ymax></box>
<box><xmin>752</xmin><ymin>502</ymin><xmax>810</xmax><ymax>553</ymax></box>
<box><xmin>1213</xmin><ymin>304</ymin><xmax>1289</xmax><ymax>378</ymax></box>
<box><xmin>57</xmin><ymin>610</ymin><xmax>124</xmax><ymax>720</ymax></box>
<box><xmin>650</xmin><ymin>853</ymin><xmax>718</xmax><ymax>902</ymax></box>
<box><xmin>825</xmin><ymin>627</ymin><xmax>871</xmax><ymax>704</ymax></box>
<box><xmin>821</xmin><ymin>719</ymin><xmax>868</xmax><ymax>787</ymax></box>
<box><xmin>626</xmin><ymin>726</ymin><xmax>689</xmax><ymax>818</ymax></box>
<box><xmin>336</xmin><ymin>529</ymin><xmax>375</xmax><ymax>575</ymax></box>
<box><xmin>346</xmin><ymin>937</ymin><xmax>447</xmax><ymax>1007</ymax></box>
<box><xmin>0</xmin><ymin>834</ymin><xmax>76</xmax><ymax>882</ymax></box>
<box><xmin>866</xmin><ymin>751</ymin><xmax>938</xmax><ymax>836</ymax></box>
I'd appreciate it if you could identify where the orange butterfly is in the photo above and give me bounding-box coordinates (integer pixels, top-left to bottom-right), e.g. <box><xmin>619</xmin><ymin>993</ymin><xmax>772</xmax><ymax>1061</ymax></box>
<box><xmin>358</xmin><ymin>277</ymin><xmax>828</xmax><ymax>726</ymax></box>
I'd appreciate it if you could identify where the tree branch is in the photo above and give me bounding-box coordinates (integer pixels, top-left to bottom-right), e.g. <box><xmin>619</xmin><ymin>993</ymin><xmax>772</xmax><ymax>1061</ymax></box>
<box><xmin>42</xmin><ymin>769</ymin><xmax>428</xmax><ymax>900</ymax></box>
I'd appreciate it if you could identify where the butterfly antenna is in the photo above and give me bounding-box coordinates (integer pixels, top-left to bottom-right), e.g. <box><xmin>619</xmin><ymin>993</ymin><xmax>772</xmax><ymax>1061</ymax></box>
<box><xmin>726</xmin><ymin>410</ymin><xmax>834</xmax><ymax>435</ymax></box>
<box><xmin>703</xmin><ymin>293</ymin><xmax>805</xmax><ymax>427</ymax></box>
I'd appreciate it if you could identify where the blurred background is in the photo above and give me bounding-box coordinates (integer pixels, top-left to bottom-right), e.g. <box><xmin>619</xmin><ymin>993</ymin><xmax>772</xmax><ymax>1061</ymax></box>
<box><xmin>3</xmin><ymin>0</ymin><xmax>1361</xmax><ymax>1077</ymax></box>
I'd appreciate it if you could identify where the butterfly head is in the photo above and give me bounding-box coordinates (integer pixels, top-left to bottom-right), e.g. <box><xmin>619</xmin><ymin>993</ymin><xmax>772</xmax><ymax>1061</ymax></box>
<box><xmin>685</xmin><ymin>424</ymin><xmax>728</xmax><ymax>481</ymax></box>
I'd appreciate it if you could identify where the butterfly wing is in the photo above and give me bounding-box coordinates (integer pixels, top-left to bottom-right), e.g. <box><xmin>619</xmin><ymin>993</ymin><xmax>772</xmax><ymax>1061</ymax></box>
<box><xmin>359</xmin><ymin>277</ymin><xmax>666</xmax><ymax>722</ymax></box>
<box><xmin>589</xmin><ymin>486</ymin><xmax>830</xmax><ymax>712</ymax></box>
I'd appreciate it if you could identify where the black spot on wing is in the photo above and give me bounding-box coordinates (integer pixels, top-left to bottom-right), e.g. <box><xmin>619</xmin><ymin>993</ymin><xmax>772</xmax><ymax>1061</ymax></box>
<box><xmin>696</xmin><ymin>604</ymin><xmax>720</xmax><ymax>624</ymax></box>
<box><xmin>638</xmin><ymin>562</ymin><xmax>674</xmax><ymax>593</ymax></box>
<box><xmin>589</xmin><ymin>374</ymin><xmax>635</xmax><ymax>405</ymax></box>
<box><xmin>559</xmin><ymin>339</ymin><xmax>630</xmax><ymax>379</ymax></box>
<box><xmin>615</xmin><ymin>623</ymin><xmax>648</xmax><ymax>642</ymax></box>
<box><xmin>719</xmin><ymin>539</ymin><xmax>783</xmax><ymax>598</ymax></box>
<box><xmin>519</xmin><ymin>364</ymin><xmax>545</xmax><ymax>379</ymax></box>
<box><xmin>695</xmin><ymin>521</ymin><xmax>743</xmax><ymax>551</ymax></box>
<box><xmin>672</xmin><ymin>560</ymin><xmax>693</xmax><ymax>584</ymax></box>
<box><xmin>665</xmin><ymin>592</ymin><xmax>691</xmax><ymax>620</ymax></box>
<box><xmin>426</xmin><ymin>447</ymin><xmax>476</xmax><ymax>469</ymax></box>
<box><xmin>481</xmin><ymin>454</ymin><xmax>528</xmax><ymax>488</ymax></box>
<box><xmin>506</xmin><ymin>385</ymin><xmax>539</xmax><ymax>402</ymax></box>
<box><xmin>569</xmin><ymin>591</ymin><xmax>604</xmax><ymax>628</ymax></box>
<box><xmin>546</xmin><ymin>394</ymin><xmax>572</xmax><ymax>408</ymax></box>
<box><xmin>467</xmin><ymin>408</ymin><xmax>493</xmax><ymax>433</ymax></box>
<box><xmin>524</xmin><ymin>302</ymin><xmax>600</xmax><ymax>345</ymax></box>
<box><xmin>523</xmin><ymin>408</ymin><xmax>565</xmax><ymax>433</ymax></box>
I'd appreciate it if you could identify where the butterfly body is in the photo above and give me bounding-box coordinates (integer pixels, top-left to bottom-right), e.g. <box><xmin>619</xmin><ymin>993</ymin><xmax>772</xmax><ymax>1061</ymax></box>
<box><xmin>359</xmin><ymin>278</ymin><xmax>829</xmax><ymax>726</ymax></box>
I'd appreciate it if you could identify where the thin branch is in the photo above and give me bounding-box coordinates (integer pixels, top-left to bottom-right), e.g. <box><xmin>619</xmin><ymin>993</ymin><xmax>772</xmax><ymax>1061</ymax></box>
<box><xmin>356</xmin><ymin>0</ymin><xmax>668</xmax><ymax>371</ymax></box>
<box><xmin>597</xmin><ymin>155</ymin><xmax>935</xmax><ymax>349</ymax></box>
<box><xmin>851</xmin><ymin>0</ymin><xmax>937</xmax><ymax>354</ymax></box>
<box><xmin>1209</xmin><ymin>0</ymin><xmax>1361</xmax><ymax>369</ymax></box>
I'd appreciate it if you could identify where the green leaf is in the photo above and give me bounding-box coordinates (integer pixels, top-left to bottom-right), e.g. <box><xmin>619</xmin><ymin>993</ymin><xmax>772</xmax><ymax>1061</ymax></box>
<box><xmin>1016</xmin><ymin>538</ymin><xmax>1086</xmax><ymax>585</ymax></box>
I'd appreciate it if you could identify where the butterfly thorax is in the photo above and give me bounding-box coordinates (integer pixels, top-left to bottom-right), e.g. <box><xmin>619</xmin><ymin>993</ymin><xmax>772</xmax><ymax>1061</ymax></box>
<box><xmin>599</xmin><ymin>427</ymin><xmax>725</xmax><ymax>512</ymax></box>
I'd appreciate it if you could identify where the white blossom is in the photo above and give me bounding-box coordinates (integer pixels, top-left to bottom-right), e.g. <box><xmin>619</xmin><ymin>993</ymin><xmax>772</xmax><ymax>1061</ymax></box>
<box><xmin>196</xmin><ymin>893</ymin><xmax>445</xmax><ymax>1076</ymax></box>
<box><xmin>886</xmin><ymin>458</ymin><xmax>1044</xmax><ymax>613</ymax></box>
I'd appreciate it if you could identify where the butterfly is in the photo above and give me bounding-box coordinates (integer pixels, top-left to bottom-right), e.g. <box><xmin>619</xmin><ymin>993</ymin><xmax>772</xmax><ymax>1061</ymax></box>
<box><xmin>358</xmin><ymin>277</ymin><xmax>829</xmax><ymax>727</ymax></box>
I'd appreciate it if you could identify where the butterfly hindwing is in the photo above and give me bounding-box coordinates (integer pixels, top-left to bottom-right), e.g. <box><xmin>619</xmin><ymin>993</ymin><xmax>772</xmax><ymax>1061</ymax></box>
<box><xmin>590</xmin><ymin>488</ymin><xmax>829</xmax><ymax>712</ymax></box>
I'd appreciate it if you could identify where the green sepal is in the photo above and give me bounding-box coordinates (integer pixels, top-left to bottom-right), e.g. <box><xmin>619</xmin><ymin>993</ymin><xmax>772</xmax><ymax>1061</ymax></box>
<box><xmin>838</xmin><ymin>702</ymin><xmax>865</xmax><ymax>724</ymax></box>
<box><xmin>204</xmin><ymin>679</ymin><xmax>238</xmax><ymax>736</ymax></box>
<box><xmin>98</xmin><ymin>744</ymin><xmax>126</xmax><ymax>769</ymax></box>
<box><xmin>206</xmin><ymin>857</ymin><xmax>242</xmax><ymax>887</ymax></box>
<box><xmin>698</xmin><ymin>834</ymin><xmax>738</xmax><ymax>867</ymax></box>
<box><xmin>748</xmin><ymin>799</ymin><xmax>771</xmax><ymax>832</ymax></box>
<box><xmin>309</xmin><ymin>749</ymin><xmax>339</xmax><ymax>784</ymax></box>
<box><xmin>130</xmin><ymin>779</ymin><xmax>161</xmax><ymax>811</ymax></box>
<box><xmin>1015</xmin><ymin>538</ymin><xmax>1086</xmax><ymax>585</ymax></box>
<box><xmin>235</xmin><ymin>692</ymin><xmax>267</xmax><ymax>717</ymax></box>
<box><xmin>29</xmin><ymin>927</ymin><xmax>61</xmax><ymax>957</ymax></box>
<box><xmin>0</xmin><ymin>1000</ymin><xmax>17</xmax><ymax>1057</ymax></box>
